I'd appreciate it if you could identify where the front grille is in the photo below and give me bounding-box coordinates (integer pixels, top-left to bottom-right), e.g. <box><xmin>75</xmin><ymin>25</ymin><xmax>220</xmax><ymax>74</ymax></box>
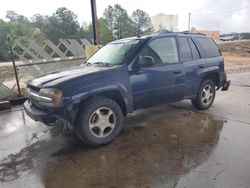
<box><xmin>28</xmin><ymin>85</ymin><xmax>40</xmax><ymax>92</ymax></box>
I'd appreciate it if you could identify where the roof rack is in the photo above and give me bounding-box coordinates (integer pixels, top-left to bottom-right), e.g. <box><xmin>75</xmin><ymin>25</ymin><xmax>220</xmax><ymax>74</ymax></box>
<box><xmin>158</xmin><ymin>30</ymin><xmax>172</xmax><ymax>34</ymax></box>
<box><xmin>158</xmin><ymin>30</ymin><xmax>206</xmax><ymax>36</ymax></box>
<box><xmin>178</xmin><ymin>31</ymin><xmax>206</xmax><ymax>36</ymax></box>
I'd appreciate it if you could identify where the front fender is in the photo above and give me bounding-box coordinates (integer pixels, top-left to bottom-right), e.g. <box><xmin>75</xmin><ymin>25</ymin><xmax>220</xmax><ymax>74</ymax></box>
<box><xmin>73</xmin><ymin>81</ymin><xmax>132</xmax><ymax>110</ymax></box>
<box><xmin>63</xmin><ymin>82</ymin><xmax>133</xmax><ymax>125</ymax></box>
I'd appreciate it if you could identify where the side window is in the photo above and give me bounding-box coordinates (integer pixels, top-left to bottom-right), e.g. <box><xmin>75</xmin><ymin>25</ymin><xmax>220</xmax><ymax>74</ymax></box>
<box><xmin>197</xmin><ymin>38</ymin><xmax>221</xmax><ymax>58</ymax></box>
<box><xmin>188</xmin><ymin>38</ymin><xmax>200</xmax><ymax>60</ymax></box>
<box><xmin>140</xmin><ymin>37</ymin><xmax>179</xmax><ymax>65</ymax></box>
<box><xmin>178</xmin><ymin>37</ymin><xmax>192</xmax><ymax>62</ymax></box>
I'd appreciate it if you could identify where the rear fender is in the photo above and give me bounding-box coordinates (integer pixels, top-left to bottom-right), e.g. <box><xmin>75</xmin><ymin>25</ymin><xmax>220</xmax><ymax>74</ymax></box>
<box><xmin>198</xmin><ymin>67</ymin><xmax>220</xmax><ymax>88</ymax></box>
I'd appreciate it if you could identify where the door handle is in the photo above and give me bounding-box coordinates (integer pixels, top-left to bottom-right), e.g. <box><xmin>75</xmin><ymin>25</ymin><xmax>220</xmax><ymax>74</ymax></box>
<box><xmin>173</xmin><ymin>70</ymin><xmax>182</xmax><ymax>74</ymax></box>
<box><xmin>198</xmin><ymin>64</ymin><xmax>205</xmax><ymax>68</ymax></box>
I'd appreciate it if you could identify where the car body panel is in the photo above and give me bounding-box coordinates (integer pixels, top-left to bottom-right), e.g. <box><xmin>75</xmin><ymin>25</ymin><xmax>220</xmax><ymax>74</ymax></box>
<box><xmin>130</xmin><ymin>62</ymin><xmax>185</xmax><ymax>109</ymax></box>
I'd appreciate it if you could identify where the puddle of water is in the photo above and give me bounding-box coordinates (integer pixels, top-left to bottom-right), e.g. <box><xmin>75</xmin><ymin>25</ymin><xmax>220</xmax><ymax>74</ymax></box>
<box><xmin>0</xmin><ymin>109</ymin><xmax>50</xmax><ymax>161</ymax></box>
<box><xmin>176</xmin><ymin>120</ymin><xmax>250</xmax><ymax>188</ymax></box>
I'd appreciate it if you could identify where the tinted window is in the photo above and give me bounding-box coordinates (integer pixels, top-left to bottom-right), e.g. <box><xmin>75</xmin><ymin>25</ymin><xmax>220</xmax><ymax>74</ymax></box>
<box><xmin>178</xmin><ymin>37</ymin><xmax>192</xmax><ymax>62</ymax></box>
<box><xmin>197</xmin><ymin>38</ymin><xmax>221</xmax><ymax>58</ymax></box>
<box><xmin>140</xmin><ymin>37</ymin><xmax>179</xmax><ymax>65</ymax></box>
<box><xmin>188</xmin><ymin>38</ymin><xmax>200</xmax><ymax>60</ymax></box>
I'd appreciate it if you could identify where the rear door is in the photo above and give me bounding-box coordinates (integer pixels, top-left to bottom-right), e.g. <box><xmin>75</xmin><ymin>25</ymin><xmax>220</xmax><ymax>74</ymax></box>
<box><xmin>178</xmin><ymin>37</ymin><xmax>205</xmax><ymax>97</ymax></box>
<box><xmin>130</xmin><ymin>36</ymin><xmax>186</xmax><ymax>109</ymax></box>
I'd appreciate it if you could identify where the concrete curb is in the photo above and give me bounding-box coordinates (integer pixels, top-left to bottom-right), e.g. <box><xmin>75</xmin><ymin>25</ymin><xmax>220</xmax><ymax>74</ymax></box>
<box><xmin>0</xmin><ymin>97</ymin><xmax>27</xmax><ymax>111</ymax></box>
<box><xmin>0</xmin><ymin>101</ymin><xmax>11</xmax><ymax>111</ymax></box>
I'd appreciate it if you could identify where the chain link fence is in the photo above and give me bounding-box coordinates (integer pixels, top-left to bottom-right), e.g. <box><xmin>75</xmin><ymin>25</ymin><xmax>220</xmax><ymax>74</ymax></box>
<box><xmin>0</xmin><ymin>38</ymin><xmax>91</xmax><ymax>101</ymax></box>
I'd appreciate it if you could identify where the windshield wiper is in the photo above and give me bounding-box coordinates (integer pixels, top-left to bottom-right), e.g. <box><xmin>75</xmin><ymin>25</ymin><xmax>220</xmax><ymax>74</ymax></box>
<box><xmin>89</xmin><ymin>62</ymin><xmax>115</xmax><ymax>67</ymax></box>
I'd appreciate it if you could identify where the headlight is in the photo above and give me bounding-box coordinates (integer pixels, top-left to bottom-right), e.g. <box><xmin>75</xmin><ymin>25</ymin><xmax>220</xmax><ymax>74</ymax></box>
<box><xmin>39</xmin><ymin>88</ymin><xmax>62</xmax><ymax>107</ymax></box>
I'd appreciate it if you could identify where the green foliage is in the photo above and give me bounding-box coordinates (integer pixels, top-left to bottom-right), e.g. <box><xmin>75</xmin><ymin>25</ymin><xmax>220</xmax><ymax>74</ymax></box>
<box><xmin>6</xmin><ymin>11</ymin><xmax>29</xmax><ymax>23</ymax></box>
<box><xmin>98</xmin><ymin>18</ymin><xmax>113</xmax><ymax>44</ymax></box>
<box><xmin>0</xmin><ymin>5</ymin><xmax>154</xmax><ymax>61</ymax></box>
<box><xmin>103</xmin><ymin>4</ymin><xmax>134</xmax><ymax>39</ymax></box>
<box><xmin>0</xmin><ymin>19</ymin><xmax>10</xmax><ymax>61</ymax></box>
<box><xmin>131</xmin><ymin>9</ymin><xmax>154</xmax><ymax>37</ymax></box>
<box><xmin>31</xmin><ymin>14</ymin><xmax>48</xmax><ymax>37</ymax></box>
<box><xmin>45</xmin><ymin>7</ymin><xmax>80</xmax><ymax>42</ymax></box>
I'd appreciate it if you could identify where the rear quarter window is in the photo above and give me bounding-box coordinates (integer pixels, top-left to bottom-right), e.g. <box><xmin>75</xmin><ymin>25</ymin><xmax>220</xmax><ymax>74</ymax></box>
<box><xmin>197</xmin><ymin>38</ymin><xmax>221</xmax><ymax>58</ymax></box>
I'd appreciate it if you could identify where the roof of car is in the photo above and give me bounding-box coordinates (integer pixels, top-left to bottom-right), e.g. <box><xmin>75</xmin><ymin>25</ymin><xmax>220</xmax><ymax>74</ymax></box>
<box><xmin>111</xmin><ymin>31</ymin><xmax>208</xmax><ymax>44</ymax></box>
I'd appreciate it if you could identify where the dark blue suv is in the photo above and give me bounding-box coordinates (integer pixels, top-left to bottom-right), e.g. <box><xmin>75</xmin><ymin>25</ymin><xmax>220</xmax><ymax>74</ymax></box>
<box><xmin>24</xmin><ymin>32</ymin><xmax>230</xmax><ymax>146</ymax></box>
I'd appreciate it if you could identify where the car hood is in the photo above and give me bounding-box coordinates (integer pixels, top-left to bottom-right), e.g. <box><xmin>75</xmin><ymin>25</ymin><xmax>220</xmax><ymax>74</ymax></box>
<box><xmin>28</xmin><ymin>65</ymin><xmax>112</xmax><ymax>88</ymax></box>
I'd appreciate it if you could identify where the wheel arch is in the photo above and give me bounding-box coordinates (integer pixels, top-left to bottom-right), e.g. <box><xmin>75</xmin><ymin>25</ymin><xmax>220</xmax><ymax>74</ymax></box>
<box><xmin>70</xmin><ymin>89</ymin><xmax>128</xmax><ymax>128</ymax></box>
<box><xmin>203</xmin><ymin>72</ymin><xmax>220</xmax><ymax>89</ymax></box>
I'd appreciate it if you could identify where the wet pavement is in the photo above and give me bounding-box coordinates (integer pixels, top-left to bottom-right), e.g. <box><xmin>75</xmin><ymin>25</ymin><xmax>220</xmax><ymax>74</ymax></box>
<box><xmin>0</xmin><ymin>72</ymin><xmax>250</xmax><ymax>188</ymax></box>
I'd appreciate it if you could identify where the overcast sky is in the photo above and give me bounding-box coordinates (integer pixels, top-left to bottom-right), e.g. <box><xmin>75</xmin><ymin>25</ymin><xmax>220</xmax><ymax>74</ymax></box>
<box><xmin>0</xmin><ymin>0</ymin><xmax>249</xmax><ymax>33</ymax></box>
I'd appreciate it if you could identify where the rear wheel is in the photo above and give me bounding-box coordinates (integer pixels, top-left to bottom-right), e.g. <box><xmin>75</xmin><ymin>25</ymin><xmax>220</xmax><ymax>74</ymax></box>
<box><xmin>192</xmin><ymin>80</ymin><xmax>216</xmax><ymax>110</ymax></box>
<box><xmin>76</xmin><ymin>97</ymin><xmax>124</xmax><ymax>146</ymax></box>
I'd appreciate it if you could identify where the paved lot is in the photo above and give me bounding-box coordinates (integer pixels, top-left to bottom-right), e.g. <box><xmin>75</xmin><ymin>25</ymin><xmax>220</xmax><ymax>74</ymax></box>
<box><xmin>0</xmin><ymin>73</ymin><xmax>250</xmax><ymax>188</ymax></box>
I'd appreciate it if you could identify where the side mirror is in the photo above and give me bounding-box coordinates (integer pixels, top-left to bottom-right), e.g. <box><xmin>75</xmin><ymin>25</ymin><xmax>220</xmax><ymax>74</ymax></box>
<box><xmin>139</xmin><ymin>56</ymin><xmax>155</xmax><ymax>67</ymax></box>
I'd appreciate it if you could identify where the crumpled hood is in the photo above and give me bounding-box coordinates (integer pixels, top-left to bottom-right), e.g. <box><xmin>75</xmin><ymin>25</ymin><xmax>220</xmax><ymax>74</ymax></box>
<box><xmin>28</xmin><ymin>65</ymin><xmax>110</xmax><ymax>88</ymax></box>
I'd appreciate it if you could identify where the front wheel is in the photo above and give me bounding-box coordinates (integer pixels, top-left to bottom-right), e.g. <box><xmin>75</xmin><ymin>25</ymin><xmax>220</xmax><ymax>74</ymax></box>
<box><xmin>192</xmin><ymin>80</ymin><xmax>216</xmax><ymax>110</ymax></box>
<box><xmin>76</xmin><ymin>97</ymin><xmax>124</xmax><ymax>147</ymax></box>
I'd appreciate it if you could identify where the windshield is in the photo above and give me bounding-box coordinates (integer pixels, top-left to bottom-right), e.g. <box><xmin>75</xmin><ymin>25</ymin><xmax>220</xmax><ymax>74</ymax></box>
<box><xmin>87</xmin><ymin>39</ymin><xmax>139</xmax><ymax>65</ymax></box>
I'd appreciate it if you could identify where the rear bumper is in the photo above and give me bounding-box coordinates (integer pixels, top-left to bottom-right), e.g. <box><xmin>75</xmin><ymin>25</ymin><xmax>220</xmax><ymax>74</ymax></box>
<box><xmin>221</xmin><ymin>80</ymin><xmax>231</xmax><ymax>91</ymax></box>
<box><xmin>219</xmin><ymin>72</ymin><xmax>230</xmax><ymax>91</ymax></box>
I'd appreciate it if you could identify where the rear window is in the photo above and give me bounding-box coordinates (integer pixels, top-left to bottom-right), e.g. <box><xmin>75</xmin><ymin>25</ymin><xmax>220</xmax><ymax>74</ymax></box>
<box><xmin>197</xmin><ymin>38</ymin><xmax>221</xmax><ymax>58</ymax></box>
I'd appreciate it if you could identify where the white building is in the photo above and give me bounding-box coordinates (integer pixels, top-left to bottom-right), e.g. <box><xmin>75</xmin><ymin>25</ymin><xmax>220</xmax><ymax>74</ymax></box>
<box><xmin>150</xmin><ymin>14</ymin><xmax>179</xmax><ymax>32</ymax></box>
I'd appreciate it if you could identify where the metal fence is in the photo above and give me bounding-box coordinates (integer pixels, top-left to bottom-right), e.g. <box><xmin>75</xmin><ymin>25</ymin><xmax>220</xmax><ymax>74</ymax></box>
<box><xmin>0</xmin><ymin>38</ymin><xmax>91</xmax><ymax>101</ymax></box>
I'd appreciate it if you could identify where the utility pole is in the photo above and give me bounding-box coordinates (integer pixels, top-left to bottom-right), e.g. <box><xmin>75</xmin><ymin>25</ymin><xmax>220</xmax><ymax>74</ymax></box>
<box><xmin>188</xmin><ymin>12</ymin><xmax>191</xmax><ymax>31</ymax></box>
<box><xmin>90</xmin><ymin>0</ymin><xmax>99</xmax><ymax>45</ymax></box>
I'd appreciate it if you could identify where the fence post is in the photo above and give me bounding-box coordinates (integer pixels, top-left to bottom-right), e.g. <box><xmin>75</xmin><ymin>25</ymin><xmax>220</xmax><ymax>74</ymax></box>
<box><xmin>8</xmin><ymin>37</ymin><xmax>21</xmax><ymax>97</ymax></box>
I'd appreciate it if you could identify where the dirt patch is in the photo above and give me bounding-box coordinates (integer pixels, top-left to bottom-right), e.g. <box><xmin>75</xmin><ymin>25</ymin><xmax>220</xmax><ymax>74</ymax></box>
<box><xmin>218</xmin><ymin>40</ymin><xmax>250</xmax><ymax>57</ymax></box>
<box><xmin>218</xmin><ymin>41</ymin><xmax>250</xmax><ymax>74</ymax></box>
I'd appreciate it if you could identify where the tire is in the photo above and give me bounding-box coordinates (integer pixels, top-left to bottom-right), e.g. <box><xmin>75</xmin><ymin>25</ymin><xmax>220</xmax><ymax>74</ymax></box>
<box><xmin>192</xmin><ymin>79</ymin><xmax>216</xmax><ymax>110</ymax></box>
<box><xmin>76</xmin><ymin>97</ymin><xmax>124</xmax><ymax>147</ymax></box>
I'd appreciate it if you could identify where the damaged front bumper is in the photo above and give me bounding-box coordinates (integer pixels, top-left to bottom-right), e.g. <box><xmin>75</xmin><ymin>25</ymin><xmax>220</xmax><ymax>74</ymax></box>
<box><xmin>23</xmin><ymin>100</ymin><xmax>70</xmax><ymax>127</ymax></box>
<box><xmin>24</xmin><ymin>100</ymin><xmax>73</xmax><ymax>136</ymax></box>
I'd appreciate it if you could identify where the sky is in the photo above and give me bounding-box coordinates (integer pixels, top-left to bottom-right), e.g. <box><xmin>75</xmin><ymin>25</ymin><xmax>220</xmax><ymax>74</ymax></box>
<box><xmin>0</xmin><ymin>0</ymin><xmax>250</xmax><ymax>33</ymax></box>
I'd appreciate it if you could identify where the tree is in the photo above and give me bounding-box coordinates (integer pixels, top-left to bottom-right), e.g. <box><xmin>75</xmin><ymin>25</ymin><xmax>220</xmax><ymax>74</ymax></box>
<box><xmin>103</xmin><ymin>5</ymin><xmax>114</xmax><ymax>32</ymax></box>
<box><xmin>131</xmin><ymin>9</ymin><xmax>154</xmax><ymax>37</ymax></box>
<box><xmin>79</xmin><ymin>23</ymin><xmax>93</xmax><ymax>43</ymax></box>
<box><xmin>31</xmin><ymin>14</ymin><xmax>48</xmax><ymax>31</ymax></box>
<box><xmin>0</xmin><ymin>18</ymin><xmax>34</xmax><ymax>61</ymax></box>
<box><xmin>98</xmin><ymin>18</ymin><xmax>113</xmax><ymax>44</ymax></box>
<box><xmin>6</xmin><ymin>11</ymin><xmax>29</xmax><ymax>23</ymax></box>
<box><xmin>103</xmin><ymin>4</ymin><xmax>133</xmax><ymax>39</ymax></box>
<box><xmin>46</xmin><ymin>7</ymin><xmax>80</xmax><ymax>42</ymax></box>
<box><xmin>0</xmin><ymin>19</ymin><xmax>10</xmax><ymax>61</ymax></box>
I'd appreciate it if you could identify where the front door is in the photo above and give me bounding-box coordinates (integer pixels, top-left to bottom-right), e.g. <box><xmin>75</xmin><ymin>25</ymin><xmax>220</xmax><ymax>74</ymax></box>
<box><xmin>129</xmin><ymin>37</ymin><xmax>185</xmax><ymax>109</ymax></box>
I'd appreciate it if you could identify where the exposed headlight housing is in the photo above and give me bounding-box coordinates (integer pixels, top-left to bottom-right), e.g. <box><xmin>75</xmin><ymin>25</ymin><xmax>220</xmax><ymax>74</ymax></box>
<box><xmin>38</xmin><ymin>88</ymin><xmax>62</xmax><ymax>107</ymax></box>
